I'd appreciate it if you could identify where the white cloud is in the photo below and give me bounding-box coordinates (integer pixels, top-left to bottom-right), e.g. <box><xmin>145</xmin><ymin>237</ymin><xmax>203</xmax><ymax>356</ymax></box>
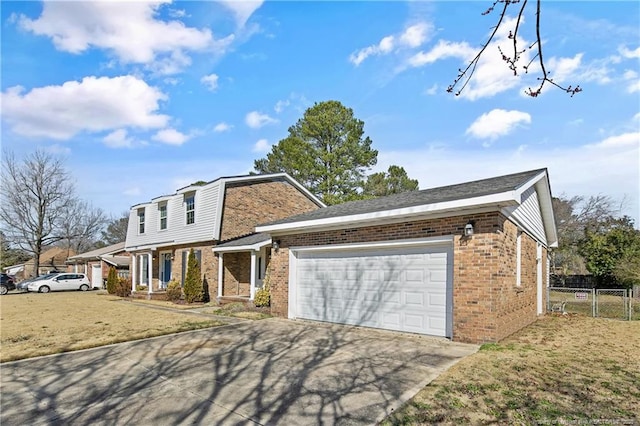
<box><xmin>1</xmin><ymin>75</ymin><xmax>169</xmax><ymax>140</ymax></box>
<box><xmin>44</xmin><ymin>144</ymin><xmax>71</xmax><ymax>155</ymax></box>
<box><xmin>406</xmin><ymin>40</ymin><xmax>475</xmax><ymax>68</ymax></box>
<box><xmin>619</xmin><ymin>45</ymin><xmax>640</xmax><ymax>59</ymax></box>
<box><xmin>152</xmin><ymin>128</ymin><xmax>191</xmax><ymax>146</ymax></box>
<box><xmin>17</xmin><ymin>1</ymin><xmax>231</xmax><ymax>75</ymax></box>
<box><xmin>627</xmin><ymin>81</ymin><xmax>640</xmax><ymax>93</ymax></box>
<box><xmin>201</xmin><ymin>73</ymin><xmax>219</xmax><ymax>91</ymax></box>
<box><xmin>587</xmin><ymin>132</ymin><xmax>640</xmax><ymax>149</ymax></box>
<box><xmin>218</xmin><ymin>0</ymin><xmax>264</xmax><ymax>28</ymax></box>
<box><xmin>252</xmin><ymin>138</ymin><xmax>270</xmax><ymax>152</ymax></box>
<box><xmin>349</xmin><ymin>22</ymin><xmax>433</xmax><ymax>66</ymax></box>
<box><xmin>103</xmin><ymin>129</ymin><xmax>135</xmax><ymax>148</ymax></box>
<box><xmin>466</xmin><ymin>109</ymin><xmax>532</xmax><ymax>141</ymax></box>
<box><xmin>274</xmin><ymin>99</ymin><xmax>290</xmax><ymax>113</ymax></box>
<box><xmin>213</xmin><ymin>122</ymin><xmax>232</xmax><ymax>132</ymax></box>
<box><xmin>424</xmin><ymin>84</ymin><xmax>439</xmax><ymax>95</ymax></box>
<box><xmin>245</xmin><ymin>111</ymin><xmax>278</xmax><ymax>129</ymax></box>
<box><xmin>123</xmin><ymin>187</ymin><xmax>142</xmax><ymax>197</ymax></box>
<box><xmin>376</xmin><ymin>130</ymin><xmax>639</xmax><ymax>225</ymax></box>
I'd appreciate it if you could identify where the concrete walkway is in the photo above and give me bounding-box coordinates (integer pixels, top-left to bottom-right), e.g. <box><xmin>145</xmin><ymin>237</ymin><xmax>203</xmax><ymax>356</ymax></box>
<box><xmin>0</xmin><ymin>318</ymin><xmax>478</xmax><ymax>425</ymax></box>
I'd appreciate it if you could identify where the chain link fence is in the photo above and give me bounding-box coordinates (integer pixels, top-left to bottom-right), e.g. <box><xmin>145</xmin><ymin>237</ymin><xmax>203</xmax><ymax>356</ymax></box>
<box><xmin>548</xmin><ymin>287</ymin><xmax>638</xmax><ymax>321</ymax></box>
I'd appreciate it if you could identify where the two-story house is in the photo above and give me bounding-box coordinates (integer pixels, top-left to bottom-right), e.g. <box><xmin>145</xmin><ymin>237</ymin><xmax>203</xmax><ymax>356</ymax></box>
<box><xmin>124</xmin><ymin>173</ymin><xmax>324</xmax><ymax>301</ymax></box>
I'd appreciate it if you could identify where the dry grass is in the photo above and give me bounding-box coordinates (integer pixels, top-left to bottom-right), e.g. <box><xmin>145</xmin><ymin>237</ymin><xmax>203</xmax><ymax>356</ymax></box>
<box><xmin>383</xmin><ymin>315</ymin><xmax>640</xmax><ymax>425</ymax></box>
<box><xmin>0</xmin><ymin>292</ymin><xmax>222</xmax><ymax>362</ymax></box>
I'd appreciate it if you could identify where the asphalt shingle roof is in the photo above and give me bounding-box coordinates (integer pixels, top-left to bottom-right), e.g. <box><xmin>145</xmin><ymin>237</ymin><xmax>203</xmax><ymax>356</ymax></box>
<box><xmin>215</xmin><ymin>233</ymin><xmax>271</xmax><ymax>249</ymax></box>
<box><xmin>261</xmin><ymin>169</ymin><xmax>546</xmax><ymax>226</ymax></box>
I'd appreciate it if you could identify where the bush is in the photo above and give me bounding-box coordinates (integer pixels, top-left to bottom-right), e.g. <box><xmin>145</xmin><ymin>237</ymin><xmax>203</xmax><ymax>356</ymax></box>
<box><xmin>106</xmin><ymin>267</ymin><xmax>118</xmax><ymax>294</ymax></box>
<box><xmin>183</xmin><ymin>249</ymin><xmax>203</xmax><ymax>303</ymax></box>
<box><xmin>254</xmin><ymin>285</ymin><xmax>270</xmax><ymax>307</ymax></box>
<box><xmin>135</xmin><ymin>285</ymin><xmax>148</xmax><ymax>292</ymax></box>
<box><xmin>254</xmin><ymin>267</ymin><xmax>270</xmax><ymax>307</ymax></box>
<box><xmin>166</xmin><ymin>280</ymin><xmax>182</xmax><ymax>302</ymax></box>
<box><xmin>115</xmin><ymin>277</ymin><xmax>131</xmax><ymax>297</ymax></box>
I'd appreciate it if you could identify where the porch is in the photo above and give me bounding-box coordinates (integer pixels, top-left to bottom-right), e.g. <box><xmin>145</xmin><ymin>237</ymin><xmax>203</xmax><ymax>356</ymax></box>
<box><xmin>214</xmin><ymin>233</ymin><xmax>272</xmax><ymax>303</ymax></box>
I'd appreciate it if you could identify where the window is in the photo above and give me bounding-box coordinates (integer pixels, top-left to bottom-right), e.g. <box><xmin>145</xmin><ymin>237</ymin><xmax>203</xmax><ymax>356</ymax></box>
<box><xmin>516</xmin><ymin>231</ymin><xmax>522</xmax><ymax>286</ymax></box>
<box><xmin>138</xmin><ymin>208</ymin><xmax>145</xmax><ymax>234</ymax></box>
<box><xmin>185</xmin><ymin>194</ymin><xmax>195</xmax><ymax>225</ymax></box>
<box><xmin>159</xmin><ymin>203</ymin><xmax>167</xmax><ymax>230</ymax></box>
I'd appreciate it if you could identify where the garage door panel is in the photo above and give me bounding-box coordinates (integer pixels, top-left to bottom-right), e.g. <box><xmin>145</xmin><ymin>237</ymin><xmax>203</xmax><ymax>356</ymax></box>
<box><xmin>295</xmin><ymin>244</ymin><xmax>452</xmax><ymax>337</ymax></box>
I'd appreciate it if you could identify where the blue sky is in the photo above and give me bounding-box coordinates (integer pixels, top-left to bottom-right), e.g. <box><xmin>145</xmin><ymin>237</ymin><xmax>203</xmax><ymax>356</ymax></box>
<box><xmin>2</xmin><ymin>1</ymin><xmax>639</xmax><ymax>225</ymax></box>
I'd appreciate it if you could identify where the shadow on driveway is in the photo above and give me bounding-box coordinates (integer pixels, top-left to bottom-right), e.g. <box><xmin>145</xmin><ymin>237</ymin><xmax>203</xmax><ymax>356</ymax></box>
<box><xmin>0</xmin><ymin>318</ymin><xmax>477</xmax><ymax>425</ymax></box>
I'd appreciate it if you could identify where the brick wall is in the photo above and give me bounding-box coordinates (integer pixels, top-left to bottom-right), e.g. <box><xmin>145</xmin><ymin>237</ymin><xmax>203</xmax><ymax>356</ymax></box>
<box><xmin>222</xmin><ymin>252</ymin><xmax>251</xmax><ymax>296</ymax></box>
<box><xmin>267</xmin><ymin>211</ymin><xmax>549</xmax><ymax>344</ymax></box>
<box><xmin>219</xmin><ymin>180</ymin><xmax>319</xmax><ymax>241</ymax></box>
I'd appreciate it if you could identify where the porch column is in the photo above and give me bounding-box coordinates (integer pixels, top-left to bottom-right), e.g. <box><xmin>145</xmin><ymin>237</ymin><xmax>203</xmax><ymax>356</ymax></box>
<box><xmin>131</xmin><ymin>254</ymin><xmax>137</xmax><ymax>292</ymax></box>
<box><xmin>250</xmin><ymin>250</ymin><xmax>257</xmax><ymax>301</ymax></box>
<box><xmin>217</xmin><ymin>253</ymin><xmax>223</xmax><ymax>298</ymax></box>
<box><xmin>147</xmin><ymin>252</ymin><xmax>153</xmax><ymax>294</ymax></box>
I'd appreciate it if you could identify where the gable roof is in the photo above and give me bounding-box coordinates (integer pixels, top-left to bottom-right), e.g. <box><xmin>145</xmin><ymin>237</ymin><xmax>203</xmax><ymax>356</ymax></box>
<box><xmin>24</xmin><ymin>247</ymin><xmax>75</xmax><ymax>266</ymax></box>
<box><xmin>256</xmin><ymin>169</ymin><xmax>558</xmax><ymax>247</ymax></box>
<box><xmin>67</xmin><ymin>242</ymin><xmax>126</xmax><ymax>262</ymax></box>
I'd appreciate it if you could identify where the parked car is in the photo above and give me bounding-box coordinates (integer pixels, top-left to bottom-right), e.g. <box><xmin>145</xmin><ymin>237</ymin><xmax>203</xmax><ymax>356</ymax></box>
<box><xmin>0</xmin><ymin>273</ymin><xmax>17</xmax><ymax>295</ymax></box>
<box><xmin>27</xmin><ymin>273</ymin><xmax>91</xmax><ymax>293</ymax></box>
<box><xmin>17</xmin><ymin>273</ymin><xmax>59</xmax><ymax>291</ymax></box>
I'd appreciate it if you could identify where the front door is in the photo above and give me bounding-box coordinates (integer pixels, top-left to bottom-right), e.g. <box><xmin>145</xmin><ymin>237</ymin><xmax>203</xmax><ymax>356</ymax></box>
<box><xmin>160</xmin><ymin>253</ymin><xmax>172</xmax><ymax>289</ymax></box>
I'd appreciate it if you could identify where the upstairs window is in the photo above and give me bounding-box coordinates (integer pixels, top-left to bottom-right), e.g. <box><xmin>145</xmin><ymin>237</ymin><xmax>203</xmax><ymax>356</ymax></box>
<box><xmin>185</xmin><ymin>194</ymin><xmax>195</xmax><ymax>225</ymax></box>
<box><xmin>159</xmin><ymin>203</ymin><xmax>167</xmax><ymax>230</ymax></box>
<box><xmin>138</xmin><ymin>208</ymin><xmax>145</xmax><ymax>234</ymax></box>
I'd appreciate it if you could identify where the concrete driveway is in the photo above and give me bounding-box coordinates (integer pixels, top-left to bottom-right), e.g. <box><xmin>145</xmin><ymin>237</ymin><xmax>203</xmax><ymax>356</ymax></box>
<box><xmin>1</xmin><ymin>318</ymin><xmax>477</xmax><ymax>425</ymax></box>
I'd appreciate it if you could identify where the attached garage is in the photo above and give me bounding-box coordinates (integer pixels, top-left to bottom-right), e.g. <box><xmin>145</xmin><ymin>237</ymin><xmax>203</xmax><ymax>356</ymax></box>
<box><xmin>257</xmin><ymin>169</ymin><xmax>559</xmax><ymax>344</ymax></box>
<box><xmin>291</xmin><ymin>240</ymin><xmax>453</xmax><ymax>337</ymax></box>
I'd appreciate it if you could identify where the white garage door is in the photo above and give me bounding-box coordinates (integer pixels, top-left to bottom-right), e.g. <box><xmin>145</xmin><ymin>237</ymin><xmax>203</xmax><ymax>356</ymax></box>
<box><xmin>294</xmin><ymin>244</ymin><xmax>452</xmax><ymax>337</ymax></box>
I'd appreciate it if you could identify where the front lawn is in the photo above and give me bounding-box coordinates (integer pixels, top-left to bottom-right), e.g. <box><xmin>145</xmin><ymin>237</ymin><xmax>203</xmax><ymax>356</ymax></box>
<box><xmin>0</xmin><ymin>292</ymin><xmax>222</xmax><ymax>362</ymax></box>
<box><xmin>383</xmin><ymin>315</ymin><xmax>640</xmax><ymax>425</ymax></box>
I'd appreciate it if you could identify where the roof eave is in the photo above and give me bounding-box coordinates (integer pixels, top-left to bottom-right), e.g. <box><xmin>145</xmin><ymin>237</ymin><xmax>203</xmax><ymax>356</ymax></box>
<box><xmin>256</xmin><ymin>191</ymin><xmax>519</xmax><ymax>235</ymax></box>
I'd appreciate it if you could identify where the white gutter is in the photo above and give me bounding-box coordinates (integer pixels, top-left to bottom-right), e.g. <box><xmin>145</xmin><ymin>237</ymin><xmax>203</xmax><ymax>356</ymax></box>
<box><xmin>256</xmin><ymin>191</ymin><xmax>520</xmax><ymax>234</ymax></box>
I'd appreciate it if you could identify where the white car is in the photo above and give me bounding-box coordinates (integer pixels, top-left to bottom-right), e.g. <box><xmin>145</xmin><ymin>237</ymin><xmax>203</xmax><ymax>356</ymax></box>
<box><xmin>27</xmin><ymin>273</ymin><xmax>91</xmax><ymax>293</ymax></box>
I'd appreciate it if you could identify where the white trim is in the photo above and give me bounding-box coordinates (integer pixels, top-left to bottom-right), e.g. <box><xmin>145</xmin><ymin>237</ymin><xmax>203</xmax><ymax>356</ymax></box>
<box><xmin>290</xmin><ymin>235</ymin><xmax>454</xmax><ymax>253</ymax></box>
<box><xmin>516</xmin><ymin>231</ymin><xmax>522</xmax><ymax>287</ymax></box>
<box><xmin>257</xmin><ymin>192</ymin><xmax>518</xmax><ymax>235</ymax></box>
<box><xmin>536</xmin><ymin>243</ymin><xmax>543</xmax><ymax>314</ymax></box>
<box><xmin>213</xmin><ymin>239</ymin><xmax>272</xmax><ymax>253</ymax></box>
<box><xmin>217</xmin><ymin>253</ymin><xmax>223</xmax><ymax>298</ymax></box>
<box><xmin>131</xmin><ymin>255</ymin><xmax>137</xmax><ymax>292</ymax></box>
<box><xmin>514</xmin><ymin>171</ymin><xmax>547</xmax><ymax>201</ymax></box>
<box><xmin>250</xmin><ymin>252</ymin><xmax>257</xmax><ymax>300</ymax></box>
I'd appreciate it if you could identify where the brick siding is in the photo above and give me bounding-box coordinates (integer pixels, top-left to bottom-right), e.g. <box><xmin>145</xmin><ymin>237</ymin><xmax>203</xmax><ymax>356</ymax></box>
<box><xmin>219</xmin><ymin>180</ymin><xmax>320</xmax><ymax>241</ymax></box>
<box><xmin>268</xmin><ymin>211</ymin><xmax>549</xmax><ymax>344</ymax></box>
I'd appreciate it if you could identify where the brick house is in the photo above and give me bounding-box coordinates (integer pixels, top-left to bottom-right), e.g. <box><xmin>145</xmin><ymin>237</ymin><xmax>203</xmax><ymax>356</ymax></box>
<box><xmin>256</xmin><ymin>169</ymin><xmax>558</xmax><ymax>344</ymax></box>
<box><xmin>66</xmin><ymin>242</ymin><xmax>130</xmax><ymax>289</ymax></box>
<box><xmin>6</xmin><ymin>247</ymin><xmax>76</xmax><ymax>280</ymax></box>
<box><xmin>124</xmin><ymin>174</ymin><xmax>324</xmax><ymax>300</ymax></box>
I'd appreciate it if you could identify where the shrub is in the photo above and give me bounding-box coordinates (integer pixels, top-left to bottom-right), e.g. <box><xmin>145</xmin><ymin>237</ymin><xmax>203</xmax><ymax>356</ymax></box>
<box><xmin>183</xmin><ymin>249</ymin><xmax>203</xmax><ymax>303</ymax></box>
<box><xmin>135</xmin><ymin>285</ymin><xmax>148</xmax><ymax>292</ymax></box>
<box><xmin>254</xmin><ymin>267</ymin><xmax>270</xmax><ymax>307</ymax></box>
<box><xmin>106</xmin><ymin>267</ymin><xmax>118</xmax><ymax>294</ymax></box>
<box><xmin>254</xmin><ymin>285</ymin><xmax>270</xmax><ymax>307</ymax></box>
<box><xmin>166</xmin><ymin>280</ymin><xmax>182</xmax><ymax>302</ymax></box>
<box><xmin>115</xmin><ymin>277</ymin><xmax>131</xmax><ymax>297</ymax></box>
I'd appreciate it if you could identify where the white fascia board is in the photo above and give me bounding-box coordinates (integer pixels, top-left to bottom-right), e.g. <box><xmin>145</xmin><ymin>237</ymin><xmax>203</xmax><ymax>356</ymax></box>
<box><xmin>213</xmin><ymin>180</ymin><xmax>226</xmax><ymax>240</ymax></box>
<box><xmin>213</xmin><ymin>239</ymin><xmax>272</xmax><ymax>253</ymax></box>
<box><xmin>257</xmin><ymin>191</ymin><xmax>518</xmax><ymax>234</ymax></box>
<box><xmin>514</xmin><ymin>170</ymin><xmax>547</xmax><ymax>200</ymax></box>
<box><xmin>290</xmin><ymin>236</ymin><xmax>454</xmax><ymax>253</ymax></box>
<box><xmin>535</xmin><ymin>177</ymin><xmax>559</xmax><ymax>248</ymax></box>
<box><xmin>125</xmin><ymin>239</ymin><xmax>175</xmax><ymax>252</ymax></box>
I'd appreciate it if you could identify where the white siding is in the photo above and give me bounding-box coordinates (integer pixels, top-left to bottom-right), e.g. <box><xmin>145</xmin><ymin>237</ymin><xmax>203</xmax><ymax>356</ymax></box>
<box><xmin>506</xmin><ymin>186</ymin><xmax>547</xmax><ymax>245</ymax></box>
<box><xmin>125</xmin><ymin>181</ymin><xmax>222</xmax><ymax>250</ymax></box>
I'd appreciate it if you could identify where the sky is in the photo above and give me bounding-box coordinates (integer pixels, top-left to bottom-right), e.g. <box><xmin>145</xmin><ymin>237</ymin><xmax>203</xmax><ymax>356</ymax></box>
<box><xmin>1</xmin><ymin>0</ymin><xmax>639</xmax><ymax>226</ymax></box>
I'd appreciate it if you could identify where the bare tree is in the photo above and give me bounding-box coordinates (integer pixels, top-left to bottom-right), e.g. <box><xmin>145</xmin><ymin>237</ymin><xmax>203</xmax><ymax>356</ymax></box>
<box><xmin>101</xmin><ymin>211</ymin><xmax>129</xmax><ymax>245</ymax></box>
<box><xmin>59</xmin><ymin>199</ymin><xmax>107</xmax><ymax>253</ymax></box>
<box><xmin>448</xmin><ymin>0</ymin><xmax>582</xmax><ymax>98</ymax></box>
<box><xmin>0</xmin><ymin>150</ymin><xmax>90</xmax><ymax>275</ymax></box>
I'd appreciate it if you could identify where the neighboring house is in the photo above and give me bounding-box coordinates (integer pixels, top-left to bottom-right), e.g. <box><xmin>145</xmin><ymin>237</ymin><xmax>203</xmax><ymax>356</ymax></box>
<box><xmin>256</xmin><ymin>169</ymin><xmax>558</xmax><ymax>344</ymax></box>
<box><xmin>6</xmin><ymin>247</ymin><xmax>76</xmax><ymax>280</ymax></box>
<box><xmin>124</xmin><ymin>173</ymin><xmax>324</xmax><ymax>300</ymax></box>
<box><xmin>66</xmin><ymin>242</ymin><xmax>130</xmax><ymax>289</ymax></box>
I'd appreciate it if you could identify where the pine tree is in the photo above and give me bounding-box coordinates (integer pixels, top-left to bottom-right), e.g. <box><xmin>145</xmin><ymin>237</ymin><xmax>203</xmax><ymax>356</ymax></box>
<box><xmin>183</xmin><ymin>249</ymin><xmax>203</xmax><ymax>303</ymax></box>
<box><xmin>106</xmin><ymin>266</ymin><xmax>118</xmax><ymax>294</ymax></box>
